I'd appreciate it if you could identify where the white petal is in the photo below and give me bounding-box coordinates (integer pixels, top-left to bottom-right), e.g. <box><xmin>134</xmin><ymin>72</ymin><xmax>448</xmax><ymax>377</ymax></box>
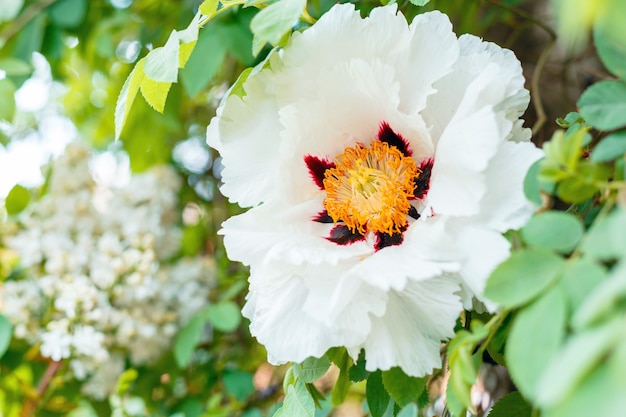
<box><xmin>454</xmin><ymin>224</ymin><xmax>512</xmax><ymax>311</ymax></box>
<box><xmin>361</xmin><ymin>278</ymin><xmax>462</xmax><ymax>376</ymax></box>
<box><xmin>474</xmin><ymin>141</ymin><xmax>543</xmax><ymax>232</ymax></box>
<box><xmin>243</xmin><ymin>261</ymin><xmax>383</xmax><ymax>364</ymax></box>
<box><xmin>220</xmin><ymin>199</ymin><xmax>372</xmax><ymax>267</ymax></box>
<box><xmin>207</xmin><ymin>77</ymin><xmax>284</xmax><ymax>207</ymax></box>
<box><xmin>397</xmin><ymin>11</ymin><xmax>459</xmax><ymax>114</ymax></box>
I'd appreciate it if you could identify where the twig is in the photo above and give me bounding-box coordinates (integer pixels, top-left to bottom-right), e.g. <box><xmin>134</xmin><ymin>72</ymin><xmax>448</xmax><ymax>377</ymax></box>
<box><xmin>531</xmin><ymin>38</ymin><xmax>555</xmax><ymax>135</ymax></box>
<box><xmin>0</xmin><ymin>0</ymin><xmax>60</xmax><ymax>46</ymax></box>
<box><xmin>20</xmin><ymin>360</ymin><xmax>63</xmax><ymax>417</ymax></box>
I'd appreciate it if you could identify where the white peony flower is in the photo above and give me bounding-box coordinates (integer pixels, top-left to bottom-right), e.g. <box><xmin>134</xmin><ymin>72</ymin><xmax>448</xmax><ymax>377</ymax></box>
<box><xmin>207</xmin><ymin>4</ymin><xmax>542</xmax><ymax>376</ymax></box>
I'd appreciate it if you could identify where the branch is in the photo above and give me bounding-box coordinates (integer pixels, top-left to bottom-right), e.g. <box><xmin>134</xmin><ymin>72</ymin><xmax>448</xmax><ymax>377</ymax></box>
<box><xmin>20</xmin><ymin>360</ymin><xmax>63</xmax><ymax>417</ymax></box>
<box><xmin>0</xmin><ymin>0</ymin><xmax>60</xmax><ymax>47</ymax></box>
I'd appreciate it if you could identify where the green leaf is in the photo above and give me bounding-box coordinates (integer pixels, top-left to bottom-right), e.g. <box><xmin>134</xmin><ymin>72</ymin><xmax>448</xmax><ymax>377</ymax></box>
<box><xmin>578</xmin><ymin>80</ymin><xmax>626</xmax><ymax>131</ymax></box>
<box><xmin>331</xmin><ymin>350</ymin><xmax>351</xmax><ymax>405</ymax></box>
<box><xmin>204</xmin><ymin>301</ymin><xmax>241</xmax><ymax>332</ymax></box>
<box><xmin>571</xmin><ymin>262</ymin><xmax>626</xmax><ymax>330</ymax></box>
<box><xmin>0</xmin><ymin>315</ymin><xmax>13</xmax><ymax>359</ymax></box>
<box><xmin>0</xmin><ymin>79</ymin><xmax>16</xmax><ymax>123</ymax></box>
<box><xmin>593</xmin><ymin>0</ymin><xmax>626</xmax><ymax>80</ymax></box>
<box><xmin>506</xmin><ymin>287</ymin><xmax>567</xmax><ymax>400</ymax></box>
<box><xmin>521</xmin><ymin>211</ymin><xmax>584</xmax><ymax>253</ymax></box>
<box><xmin>582</xmin><ymin>208</ymin><xmax>626</xmax><ymax>260</ymax></box>
<box><xmin>396</xmin><ymin>404</ymin><xmax>418</xmax><ymax>417</ymax></box>
<box><xmin>445</xmin><ymin>376</ymin><xmax>466</xmax><ymax>417</ymax></box>
<box><xmin>180</xmin><ymin>24</ymin><xmax>227</xmax><ymax>97</ymax></box>
<box><xmin>223</xmin><ymin>370</ymin><xmax>255</xmax><ymax>401</ymax></box>
<box><xmin>409</xmin><ymin>0</ymin><xmax>430</xmax><ymax>5</ymax></box>
<box><xmin>555</xmin><ymin>180</ymin><xmax>597</xmax><ymax>204</ymax></box>
<box><xmin>523</xmin><ymin>158</ymin><xmax>554</xmax><ymax>205</ymax></box>
<box><xmin>115</xmin><ymin>58</ymin><xmax>146</xmax><ymax>140</ymax></box>
<box><xmin>591</xmin><ymin>130</ymin><xmax>626</xmax><ymax>162</ymax></box>
<box><xmin>542</xmin><ymin>362</ymin><xmax>626</xmax><ymax>417</ymax></box>
<box><xmin>0</xmin><ymin>58</ymin><xmax>32</xmax><ymax>76</ymax></box>
<box><xmin>382</xmin><ymin>367</ymin><xmax>426</xmax><ymax>408</ymax></box>
<box><xmin>199</xmin><ymin>0</ymin><xmax>219</xmax><ymax>16</ymax></box>
<box><xmin>48</xmin><ymin>0</ymin><xmax>87</xmax><ymax>28</ymax></box>
<box><xmin>366</xmin><ymin>371</ymin><xmax>391</xmax><ymax>417</ymax></box>
<box><xmin>348</xmin><ymin>353</ymin><xmax>369</xmax><ymax>382</ymax></box>
<box><xmin>144</xmin><ymin>32</ymin><xmax>181</xmax><ymax>83</ymax></box>
<box><xmin>484</xmin><ymin>249</ymin><xmax>565</xmax><ymax>308</ymax></box>
<box><xmin>173</xmin><ymin>315</ymin><xmax>205</xmax><ymax>368</ymax></box>
<box><xmin>250</xmin><ymin>0</ymin><xmax>304</xmax><ymax>47</ymax></box>
<box><xmin>294</xmin><ymin>356</ymin><xmax>331</xmax><ymax>383</ymax></box>
<box><xmin>140</xmin><ymin>75</ymin><xmax>172</xmax><ymax>113</ymax></box>
<box><xmin>13</xmin><ymin>13</ymin><xmax>45</xmax><ymax>61</ymax></box>
<box><xmin>559</xmin><ymin>257</ymin><xmax>607</xmax><ymax>312</ymax></box>
<box><xmin>4</xmin><ymin>184</ymin><xmax>30</xmax><ymax>215</ymax></box>
<box><xmin>536</xmin><ymin>317</ymin><xmax>623</xmax><ymax>408</ymax></box>
<box><xmin>487</xmin><ymin>391</ymin><xmax>531</xmax><ymax>417</ymax></box>
<box><xmin>115</xmin><ymin>368</ymin><xmax>138</xmax><ymax>396</ymax></box>
<box><xmin>0</xmin><ymin>0</ymin><xmax>23</xmax><ymax>22</ymax></box>
<box><xmin>284</xmin><ymin>380</ymin><xmax>315</xmax><ymax>417</ymax></box>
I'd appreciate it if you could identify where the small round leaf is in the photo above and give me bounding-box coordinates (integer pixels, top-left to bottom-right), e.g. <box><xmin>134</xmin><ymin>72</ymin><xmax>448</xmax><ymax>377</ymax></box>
<box><xmin>521</xmin><ymin>211</ymin><xmax>584</xmax><ymax>253</ymax></box>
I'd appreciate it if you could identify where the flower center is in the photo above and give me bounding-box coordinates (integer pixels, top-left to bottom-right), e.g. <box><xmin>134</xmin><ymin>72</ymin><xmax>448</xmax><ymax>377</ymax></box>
<box><xmin>323</xmin><ymin>141</ymin><xmax>419</xmax><ymax>236</ymax></box>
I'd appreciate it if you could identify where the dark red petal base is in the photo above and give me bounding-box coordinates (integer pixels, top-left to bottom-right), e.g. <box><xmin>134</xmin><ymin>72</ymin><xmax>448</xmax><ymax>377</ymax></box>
<box><xmin>304</xmin><ymin>155</ymin><xmax>335</xmax><ymax>190</ymax></box>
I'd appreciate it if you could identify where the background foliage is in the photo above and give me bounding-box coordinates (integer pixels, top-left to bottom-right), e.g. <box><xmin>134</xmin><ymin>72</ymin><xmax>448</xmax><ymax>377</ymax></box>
<box><xmin>1</xmin><ymin>0</ymin><xmax>626</xmax><ymax>416</ymax></box>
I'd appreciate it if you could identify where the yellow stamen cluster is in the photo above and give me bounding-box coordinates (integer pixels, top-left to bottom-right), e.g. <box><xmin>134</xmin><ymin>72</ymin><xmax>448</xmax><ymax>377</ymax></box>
<box><xmin>323</xmin><ymin>141</ymin><xmax>419</xmax><ymax>236</ymax></box>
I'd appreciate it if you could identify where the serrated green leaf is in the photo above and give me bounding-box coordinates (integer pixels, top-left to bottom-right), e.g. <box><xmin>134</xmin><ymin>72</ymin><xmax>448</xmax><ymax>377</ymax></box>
<box><xmin>485</xmin><ymin>249</ymin><xmax>565</xmax><ymax>308</ymax></box>
<box><xmin>487</xmin><ymin>391</ymin><xmax>531</xmax><ymax>417</ymax></box>
<box><xmin>506</xmin><ymin>287</ymin><xmax>567</xmax><ymax>400</ymax></box>
<box><xmin>284</xmin><ymin>380</ymin><xmax>315</xmax><ymax>417</ymax></box>
<box><xmin>366</xmin><ymin>371</ymin><xmax>391</xmax><ymax>417</ymax></box>
<box><xmin>250</xmin><ymin>0</ymin><xmax>304</xmax><ymax>47</ymax></box>
<box><xmin>591</xmin><ymin>130</ymin><xmax>626</xmax><ymax>162</ymax></box>
<box><xmin>578</xmin><ymin>80</ymin><xmax>626</xmax><ymax>130</ymax></box>
<box><xmin>348</xmin><ymin>354</ymin><xmax>368</xmax><ymax>382</ymax></box>
<box><xmin>204</xmin><ymin>301</ymin><xmax>241</xmax><ymax>332</ymax></box>
<box><xmin>140</xmin><ymin>76</ymin><xmax>172</xmax><ymax>113</ymax></box>
<box><xmin>144</xmin><ymin>32</ymin><xmax>180</xmax><ymax>83</ymax></box>
<box><xmin>521</xmin><ymin>211</ymin><xmax>584</xmax><ymax>253</ymax></box>
<box><xmin>0</xmin><ymin>315</ymin><xmax>13</xmax><ymax>359</ymax></box>
<box><xmin>115</xmin><ymin>58</ymin><xmax>145</xmax><ymax>140</ymax></box>
<box><xmin>0</xmin><ymin>79</ymin><xmax>16</xmax><ymax>122</ymax></box>
<box><xmin>381</xmin><ymin>368</ymin><xmax>426</xmax><ymax>408</ymax></box>
<box><xmin>4</xmin><ymin>184</ymin><xmax>30</xmax><ymax>215</ymax></box>
<box><xmin>536</xmin><ymin>317</ymin><xmax>623</xmax><ymax>408</ymax></box>
<box><xmin>174</xmin><ymin>315</ymin><xmax>205</xmax><ymax>368</ymax></box>
<box><xmin>295</xmin><ymin>356</ymin><xmax>331</xmax><ymax>383</ymax></box>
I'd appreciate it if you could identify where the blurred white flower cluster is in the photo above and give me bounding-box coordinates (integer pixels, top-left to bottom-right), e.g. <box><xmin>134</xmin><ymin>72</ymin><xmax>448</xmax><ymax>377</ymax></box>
<box><xmin>0</xmin><ymin>142</ymin><xmax>215</xmax><ymax>399</ymax></box>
